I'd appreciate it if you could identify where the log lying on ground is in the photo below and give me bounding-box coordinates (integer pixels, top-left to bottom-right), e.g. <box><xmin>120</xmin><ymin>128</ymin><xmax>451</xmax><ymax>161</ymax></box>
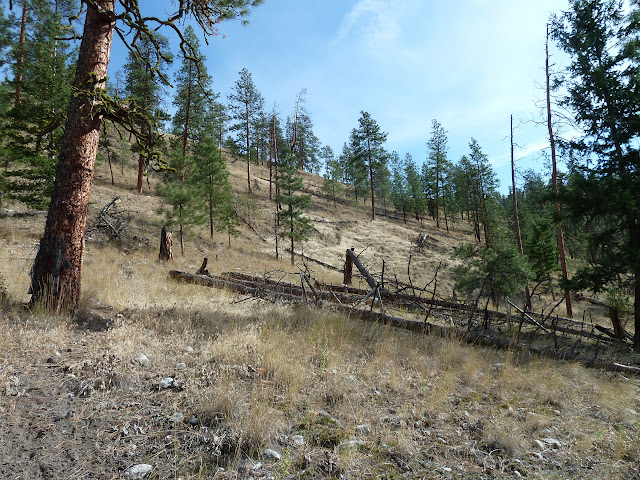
<box><xmin>168</xmin><ymin>269</ymin><xmax>640</xmax><ymax>376</ymax></box>
<box><xmin>221</xmin><ymin>271</ymin><xmax>627</xmax><ymax>345</ymax></box>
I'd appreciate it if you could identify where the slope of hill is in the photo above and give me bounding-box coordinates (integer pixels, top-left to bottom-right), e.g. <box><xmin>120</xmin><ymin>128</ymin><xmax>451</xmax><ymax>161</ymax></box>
<box><xmin>0</xmin><ymin>145</ymin><xmax>638</xmax><ymax>479</ymax></box>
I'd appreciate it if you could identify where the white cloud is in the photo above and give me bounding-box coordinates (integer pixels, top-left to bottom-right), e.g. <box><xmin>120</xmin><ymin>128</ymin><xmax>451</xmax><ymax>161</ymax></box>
<box><xmin>334</xmin><ymin>0</ymin><xmax>403</xmax><ymax>47</ymax></box>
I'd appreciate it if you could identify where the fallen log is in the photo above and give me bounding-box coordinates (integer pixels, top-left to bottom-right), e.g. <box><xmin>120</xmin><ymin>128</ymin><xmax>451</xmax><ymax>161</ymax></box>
<box><xmin>168</xmin><ymin>270</ymin><xmax>640</xmax><ymax>376</ymax></box>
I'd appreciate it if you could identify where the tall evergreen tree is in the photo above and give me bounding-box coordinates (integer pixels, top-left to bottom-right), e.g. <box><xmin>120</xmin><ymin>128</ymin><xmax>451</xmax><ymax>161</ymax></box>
<box><xmin>350</xmin><ymin>111</ymin><xmax>388</xmax><ymax>220</ymax></box>
<box><xmin>166</xmin><ymin>25</ymin><xmax>214</xmax><ymax>254</ymax></box>
<box><xmin>341</xmin><ymin>139</ymin><xmax>368</xmax><ymax>204</ymax></box>
<box><xmin>0</xmin><ymin>0</ymin><xmax>76</xmax><ymax>208</ymax></box>
<box><xmin>552</xmin><ymin>0</ymin><xmax>640</xmax><ymax>347</ymax></box>
<box><xmin>123</xmin><ymin>31</ymin><xmax>172</xmax><ymax>193</ymax></box>
<box><xmin>389</xmin><ymin>151</ymin><xmax>410</xmax><ymax>222</ymax></box>
<box><xmin>425</xmin><ymin>119</ymin><xmax>449</xmax><ymax>229</ymax></box>
<box><xmin>191</xmin><ymin>118</ymin><xmax>237</xmax><ymax>242</ymax></box>
<box><xmin>29</xmin><ymin>0</ymin><xmax>262</xmax><ymax>312</ymax></box>
<box><xmin>405</xmin><ymin>153</ymin><xmax>426</xmax><ymax>221</ymax></box>
<box><xmin>321</xmin><ymin>145</ymin><xmax>344</xmax><ymax>206</ymax></box>
<box><xmin>276</xmin><ymin>154</ymin><xmax>312</xmax><ymax>265</ymax></box>
<box><xmin>228</xmin><ymin>68</ymin><xmax>264</xmax><ymax>191</ymax></box>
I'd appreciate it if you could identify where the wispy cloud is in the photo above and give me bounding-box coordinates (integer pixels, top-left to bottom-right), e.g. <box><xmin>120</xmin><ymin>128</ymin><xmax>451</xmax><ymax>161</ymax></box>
<box><xmin>333</xmin><ymin>0</ymin><xmax>403</xmax><ymax>47</ymax></box>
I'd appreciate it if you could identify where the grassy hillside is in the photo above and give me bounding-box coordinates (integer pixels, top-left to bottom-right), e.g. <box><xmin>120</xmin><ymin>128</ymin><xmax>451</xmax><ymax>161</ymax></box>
<box><xmin>0</xmin><ymin>139</ymin><xmax>638</xmax><ymax>479</ymax></box>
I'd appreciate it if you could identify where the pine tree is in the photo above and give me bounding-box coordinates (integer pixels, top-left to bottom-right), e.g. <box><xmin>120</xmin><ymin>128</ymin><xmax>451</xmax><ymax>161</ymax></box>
<box><xmin>123</xmin><ymin>31</ymin><xmax>172</xmax><ymax>193</ymax></box>
<box><xmin>29</xmin><ymin>0</ymin><xmax>262</xmax><ymax>312</ymax></box>
<box><xmin>191</xmin><ymin>121</ymin><xmax>237</xmax><ymax>242</ymax></box>
<box><xmin>389</xmin><ymin>151</ymin><xmax>410</xmax><ymax>222</ymax></box>
<box><xmin>0</xmin><ymin>0</ymin><xmax>76</xmax><ymax>209</ymax></box>
<box><xmin>425</xmin><ymin>119</ymin><xmax>449</xmax><ymax>229</ymax></box>
<box><xmin>405</xmin><ymin>153</ymin><xmax>426</xmax><ymax>222</ymax></box>
<box><xmin>350</xmin><ymin>111</ymin><xmax>388</xmax><ymax>220</ymax></box>
<box><xmin>321</xmin><ymin>145</ymin><xmax>344</xmax><ymax>206</ymax></box>
<box><xmin>276</xmin><ymin>155</ymin><xmax>312</xmax><ymax>266</ymax></box>
<box><xmin>340</xmin><ymin>139</ymin><xmax>368</xmax><ymax>204</ymax></box>
<box><xmin>552</xmin><ymin>0</ymin><xmax>640</xmax><ymax>347</ymax></box>
<box><xmin>167</xmin><ymin>25</ymin><xmax>213</xmax><ymax>254</ymax></box>
<box><xmin>228</xmin><ymin>68</ymin><xmax>264</xmax><ymax>191</ymax></box>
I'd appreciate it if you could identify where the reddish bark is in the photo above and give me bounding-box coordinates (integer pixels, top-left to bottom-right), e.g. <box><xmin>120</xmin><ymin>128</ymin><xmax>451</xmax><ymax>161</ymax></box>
<box><xmin>29</xmin><ymin>0</ymin><xmax>116</xmax><ymax>312</ymax></box>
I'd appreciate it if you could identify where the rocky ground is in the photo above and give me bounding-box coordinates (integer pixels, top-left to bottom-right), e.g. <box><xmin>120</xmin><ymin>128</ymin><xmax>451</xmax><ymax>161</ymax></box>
<box><xmin>1</xmin><ymin>303</ymin><xmax>639</xmax><ymax>480</ymax></box>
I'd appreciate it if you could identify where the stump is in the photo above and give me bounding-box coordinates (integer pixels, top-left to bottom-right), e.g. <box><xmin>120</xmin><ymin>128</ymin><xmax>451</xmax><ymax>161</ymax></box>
<box><xmin>159</xmin><ymin>226</ymin><xmax>173</xmax><ymax>262</ymax></box>
<box><xmin>196</xmin><ymin>257</ymin><xmax>212</xmax><ymax>277</ymax></box>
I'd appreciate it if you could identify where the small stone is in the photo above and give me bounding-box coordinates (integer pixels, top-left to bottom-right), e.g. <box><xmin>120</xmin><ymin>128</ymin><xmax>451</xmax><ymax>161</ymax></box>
<box><xmin>533</xmin><ymin>439</ymin><xmax>546</xmax><ymax>450</ymax></box>
<box><xmin>553</xmin><ymin>409</ymin><xmax>561</xmax><ymax>416</ymax></box>
<box><xmin>135</xmin><ymin>355</ymin><xmax>150</xmax><ymax>366</ymax></box>
<box><xmin>159</xmin><ymin>377</ymin><xmax>174</xmax><ymax>389</ymax></box>
<box><xmin>175</xmin><ymin>362</ymin><xmax>186</xmax><ymax>370</ymax></box>
<box><xmin>190</xmin><ymin>416</ymin><xmax>198</xmax><ymax>426</ymax></box>
<box><xmin>263</xmin><ymin>449</ymin><xmax>281</xmax><ymax>461</ymax></box>
<box><xmin>339</xmin><ymin>438</ymin><xmax>363</xmax><ymax>452</ymax></box>
<box><xmin>291</xmin><ymin>435</ymin><xmax>305</xmax><ymax>446</ymax></box>
<box><xmin>184</xmin><ymin>346</ymin><xmax>194</xmax><ymax>353</ymax></box>
<box><xmin>124</xmin><ymin>463</ymin><xmax>153</xmax><ymax>479</ymax></box>
<box><xmin>168</xmin><ymin>412</ymin><xmax>184</xmax><ymax>424</ymax></box>
<box><xmin>317</xmin><ymin>409</ymin><xmax>343</xmax><ymax>428</ymax></box>
<box><xmin>355</xmin><ymin>424</ymin><xmax>370</xmax><ymax>435</ymax></box>
<box><xmin>542</xmin><ymin>437</ymin><xmax>562</xmax><ymax>448</ymax></box>
<box><xmin>439</xmin><ymin>467</ymin><xmax>453</xmax><ymax>473</ymax></box>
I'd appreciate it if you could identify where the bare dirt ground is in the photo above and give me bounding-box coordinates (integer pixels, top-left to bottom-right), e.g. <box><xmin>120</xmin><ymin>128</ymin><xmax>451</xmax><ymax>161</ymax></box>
<box><xmin>1</xmin><ymin>150</ymin><xmax>639</xmax><ymax>479</ymax></box>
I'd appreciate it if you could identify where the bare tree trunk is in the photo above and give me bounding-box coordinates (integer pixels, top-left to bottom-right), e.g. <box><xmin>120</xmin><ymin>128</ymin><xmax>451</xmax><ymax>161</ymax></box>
<box><xmin>511</xmin><ymin>115</ymin><xmax>532</xmax><ymax>309</ymax></box>
<box><xmin>107</xmin><ymin>150</ymin><xmax>114</xmax><ymax>185</ymax></box>
<box><xmin>547</xmin><ymin>25</ymin><xmax>573</xmax><ymax>318</ymax></box>
<box><xmin>159</xmin><ymin>226</ymin><xmax>173</xmax><ymax>262</ymax></box>
<box><xmin>269</xmin><ymin>117</ymin><xmax>274</xmax><ymax>200</ymax></box>
<box><xmin>30</xmin><ymin>0</ymin><xmax>116</xmax><ymax>313</ymax></box>
<box><xmin>246</xmin><ymin>103</ymin><xmax>251</xmax><ymax>191</ymax></box>
<box><xmin>435</xmin><ymin>157</ymin><xmax>440</xmax><ymax>229</ymax></box>
<box><xmin>368</xmin><ymin>138</ymin><xmax>376</xmax><ymax>220</ymax></box>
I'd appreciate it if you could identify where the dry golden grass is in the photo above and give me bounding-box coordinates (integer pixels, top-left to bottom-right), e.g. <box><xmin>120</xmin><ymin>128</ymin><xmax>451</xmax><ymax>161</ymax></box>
<box><xmin>0</xmin><ymin>136</ymin><xmax>638</xmax><ymax>479</ymax></box>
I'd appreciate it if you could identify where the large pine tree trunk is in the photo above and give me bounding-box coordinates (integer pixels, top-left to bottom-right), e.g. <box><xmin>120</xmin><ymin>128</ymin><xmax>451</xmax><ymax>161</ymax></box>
<box><xmin>29</xmin><ymin>1</ymin><xmax>115</xmax><ymax>313</ymax></box>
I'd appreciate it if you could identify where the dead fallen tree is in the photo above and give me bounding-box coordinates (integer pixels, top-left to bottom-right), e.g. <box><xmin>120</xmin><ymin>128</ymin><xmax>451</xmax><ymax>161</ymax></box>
<box><xmin>168</xmin><ymin>269</ymin><xmax>640</xmax><ymax>376</ymax></box>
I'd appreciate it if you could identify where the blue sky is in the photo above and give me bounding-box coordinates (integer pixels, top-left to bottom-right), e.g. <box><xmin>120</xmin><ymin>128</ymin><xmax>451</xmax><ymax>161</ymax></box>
<box><xmin>111</xmin><ymin>0</ymin><xmax>572</xmax><ymax>193</ymax></box>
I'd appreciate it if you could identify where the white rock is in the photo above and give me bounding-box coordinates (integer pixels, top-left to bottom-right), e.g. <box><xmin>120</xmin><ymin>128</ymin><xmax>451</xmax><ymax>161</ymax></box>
<box><xmin>339</xmin><ymin>438</ymin><xmax>363</xmax><ymax>452</ymax></box>
<box><xmin>159</xmin><ymin>377</ymin><xmax>174</xmax><ymax>389</ymax></box>
<box><xmin>175</xmin><ymin>362</ymin><xmax>186</xmax><ymax>370</ymax></box>
<box><xmin>355</xmin><ymin>424</ymin><xmax>370</xmax><ymax>435</ymax></box>
<box><xmin>542</xmin><ymin>437</ymin><xmax>562</xmax><ymax>448</ymax></box>
<box><xmin>168</xmin><ymin>412</ymin><xmax>184</xmax><ymax>424</ymax></box>
<box><xmin>291</xmin><ymin>435</ymin><xmax>305</xmax><ymax>446</ymax></box>
<box><xmin>533</xmin><ymin>439</ymin><xmax>546</xmax><ymax>450</ymax></box>
<box><xmin>263</xmin><ymin>449</ymin><xmax>281</xmax><ymax>461</ymax></box>
<box><xmin>124</xmin><ymin>463</ymin><xmax>153</xmax><ymax>479</ymax></box>
<box><xmin>135</xmin><ymin>355</ymin><xmax>149</xmax><ymax>366</ymax></box>
<box><xmin>184</xmin><ymin>346</ymin><xmax>194</xmax><ymax>353</ymax></box>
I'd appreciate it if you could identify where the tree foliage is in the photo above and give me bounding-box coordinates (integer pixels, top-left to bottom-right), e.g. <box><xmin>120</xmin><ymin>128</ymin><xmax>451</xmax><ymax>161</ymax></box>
<box><xmin>552</xmin><ymin>0</ymin><xmax>640</xmax><ymax>347</ymax></box>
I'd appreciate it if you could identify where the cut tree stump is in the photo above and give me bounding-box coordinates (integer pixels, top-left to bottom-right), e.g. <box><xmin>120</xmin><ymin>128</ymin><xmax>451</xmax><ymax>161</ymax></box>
<box><xmin>159</xmin><ymin>226</ymin><xmax>173</xmax><ymax>262</ymax></box>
